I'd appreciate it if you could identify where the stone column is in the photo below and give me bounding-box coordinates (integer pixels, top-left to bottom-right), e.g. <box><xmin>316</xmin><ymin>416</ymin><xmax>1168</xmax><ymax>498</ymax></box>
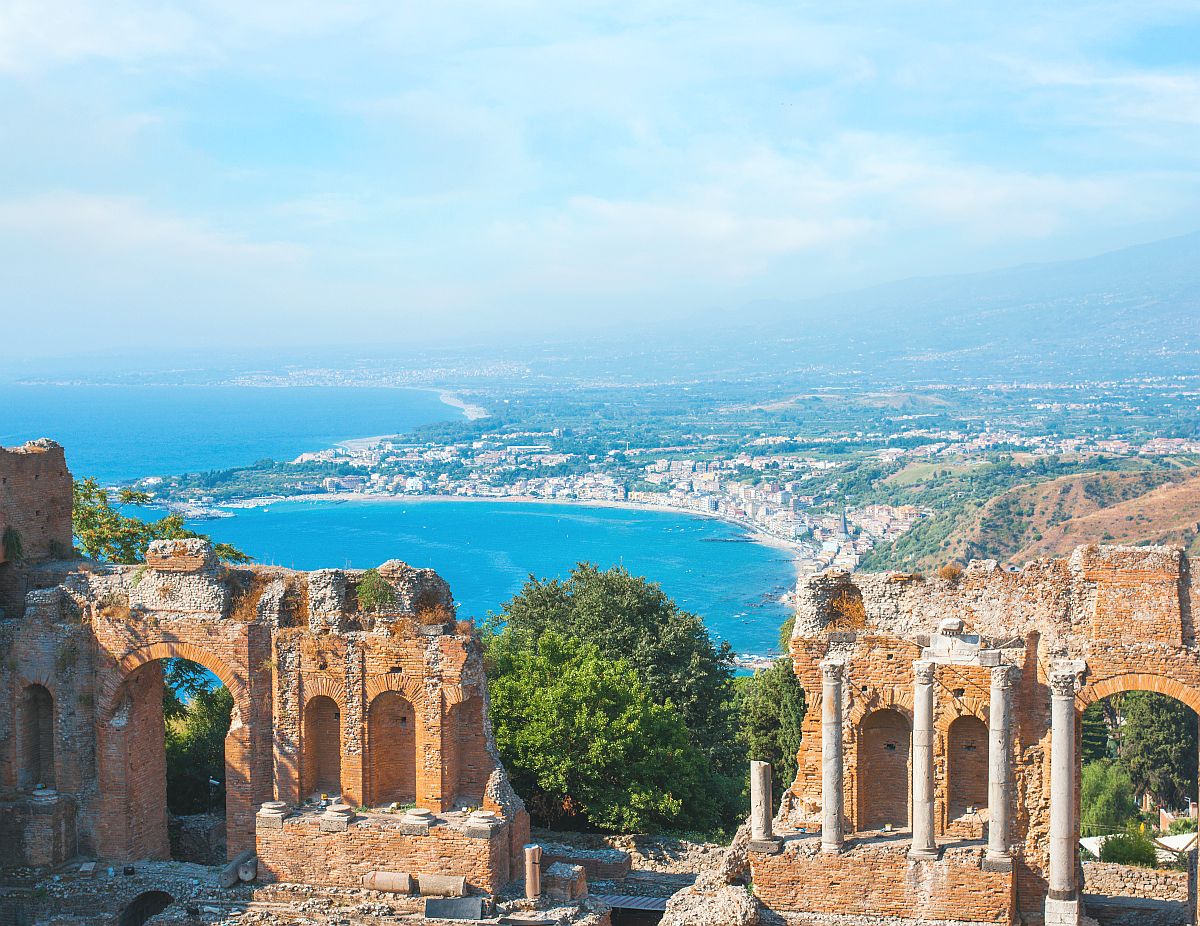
<box><xmin>750</xmin><ymin>760</ymin><xmax>774</xmax><ymax>841</ymax></box>
<box><xmin>821</xmin><ymin>659</ymin><xmax>845</xmax><ymax>853</ymax></box>
<box><xmin>1046</xmin><ymin>667</ymin><xmax>1080</xmax><ymax>926</ymax></box>
<box><xmin>987</xmin><ymin>664</ymin><xmax>1016</xmax><ymax>864</ymax></box>
<box><xmin>910</xmin><ymin>660</ymin><xmax>937</xmax><ymax>859</ymax></box>
<box><xmin>524</xmin><ymin>844</ymin><xmax>542</xmax><ymax>900</ymax></box>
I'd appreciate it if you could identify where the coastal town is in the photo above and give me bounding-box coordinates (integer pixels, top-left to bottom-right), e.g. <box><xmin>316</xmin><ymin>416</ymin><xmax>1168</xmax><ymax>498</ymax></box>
<box><xmin>146</xmin><ymin>400</ymin><xmax>1200</xmax><ymax>575</ymax></box>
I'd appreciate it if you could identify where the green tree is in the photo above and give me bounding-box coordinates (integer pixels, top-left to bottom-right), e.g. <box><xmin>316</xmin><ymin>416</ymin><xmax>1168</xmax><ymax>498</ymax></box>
<box><xmin>72</xmin><ymin>478</ymin><xmax>249</xmax><ymax>565</ymax></box>
<box><xmin>165</xmin><ymin>683</ymin><xmax>233</xmax><ymax>815</ymax></box>
<box><xmin>1119</xmin><ymin>692</ymin><xmax>1197</xmax><ymax>810</ymax></box>
<box><xmin>1081</xmin><ymin>760</ymin><xmax>1138</xmax><ymax>836</ymax></box>
<box><xmin>485</xmin><ymin>628</ymin><xmax>714</xmax><ymax>832</ymax></box>
<box><xmin>491</xmin><ymin>564</ymin><xmax>738</xmax><ymax>770</ymax></box>
<box><xmin>738</xmin><ymin>657</ymin><xmax>806</xmax><ymax>799</ymax></box>
<box><xmin>1081</xmin><ymin>702</ymin><xmax>1111</xmax><ymax>765</ymax></box>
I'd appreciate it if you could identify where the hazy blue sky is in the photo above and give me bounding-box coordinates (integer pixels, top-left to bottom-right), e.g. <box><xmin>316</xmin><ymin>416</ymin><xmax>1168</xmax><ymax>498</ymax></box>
<box><xmin>3</xmin><ymin>1</ymin><xmax>1200</xmax><ymax>359</ymax></box>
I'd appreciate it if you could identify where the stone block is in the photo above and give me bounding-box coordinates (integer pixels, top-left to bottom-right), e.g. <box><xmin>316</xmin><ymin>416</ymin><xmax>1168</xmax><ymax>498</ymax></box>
<box><xmin>542</xmin><ymin>862</ymin><xmax>587</xmax><ymax>901</ymax></box>
<box><xmin>748</xmin><ymin>838</ymin><xmax>783</xmax><ymax>855</ymax></box>
<box><xmin>417</xmin><ymin>873</ymin><xmax>468</xmax><ymax>897</ymax></box>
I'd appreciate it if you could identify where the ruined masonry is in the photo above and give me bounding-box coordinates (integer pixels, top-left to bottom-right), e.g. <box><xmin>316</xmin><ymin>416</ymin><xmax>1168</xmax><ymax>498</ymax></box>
<box><xmin>672</xmin><ymin>543</ymin><xmax>1200</xmax><ymax>926</ymax></box>
<box><xmin>0</xmin><ymin>441</ymin><xmax>531</xmax><ymax>900</ymax></box>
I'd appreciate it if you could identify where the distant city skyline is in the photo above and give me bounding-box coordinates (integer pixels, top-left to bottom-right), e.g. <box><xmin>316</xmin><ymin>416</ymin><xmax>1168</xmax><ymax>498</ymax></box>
<box><xmin>2</xmin><ymin>1</ymin><xmax>1199</xmax><ymax>359</ymax></box>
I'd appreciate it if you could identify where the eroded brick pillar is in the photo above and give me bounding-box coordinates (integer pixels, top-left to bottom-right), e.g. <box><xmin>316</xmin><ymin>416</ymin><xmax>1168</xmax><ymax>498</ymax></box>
<box><xmin>821</xmin><ymin>659</ymin><xmax>845</xmax><ymax>853</ymax></box>
<box><xmin>910</xmin><ymin>660</ymin><xmax>937</xmax><ymax>859</ymax></box>
<box><xmin>987</xmin><ymin>664</ymin><xmax>1016</xmax><ymax>864</ymax></box>
<box><xmin>1046</xmin><ymin>665</ymin><xmax>1081</xmax><ymax>926</ymax></box>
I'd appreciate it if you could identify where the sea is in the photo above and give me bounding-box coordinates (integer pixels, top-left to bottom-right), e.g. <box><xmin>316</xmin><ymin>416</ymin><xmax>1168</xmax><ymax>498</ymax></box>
<box><xmin>0</xmin><ymin>383</ymin><xmax>795</xmax><ymax>656</ymax></box>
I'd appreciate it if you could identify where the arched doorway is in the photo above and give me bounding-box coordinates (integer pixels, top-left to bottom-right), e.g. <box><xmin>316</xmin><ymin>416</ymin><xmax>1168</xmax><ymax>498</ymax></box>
<box><xmin>17</xmin><ymin>684</ymin><xmax>55</xmax><ymax>789</ymax></box>
<box><xmin>368</xmin><ymin>691</ymin><xmax>415</xmax><ymax>806</ymax></box>
<box><xmin>1075</xmin><ymin>678</ymin><xmax>1199</xmax><ymax>923</ymax></box>
<box><xmin>858</xmin><ymin>708</ymin><xmax>911</xmax><ymax>831</ymax></box>
<box><xmin>302</xmin><ymin>695</ymin><xmax>342</xmax><ymax>797</ymax></box>
<box><xmin>449</xmin><ymin>694</ymin><xmax>486</xmax><ymax>805</ymax></box>
<box><xmin>946</xmin><ymin>715</ymin><xmax>988</xmax><ymax>821</ymax></box>
<box><xmin>98</xmin><ymin>643</ymin><xmax>252</xmax><ymax>862</ymax></box>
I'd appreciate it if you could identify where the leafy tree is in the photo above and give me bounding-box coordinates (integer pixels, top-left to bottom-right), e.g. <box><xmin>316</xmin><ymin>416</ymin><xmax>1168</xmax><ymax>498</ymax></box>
<box><xmin>1081</xmin><ymin>702</ymin><xmax>1111</xmax><ymax>765</ymax></box>
<box><xmin>491</xmin><ymin>564</ymin><xmax>738</xmax><ymax>771</ymax></box>
<box><xmin>1081</xmin><ymin>760</ymin><xmax>1138</xmax><ymax>836</ymax></box>
<box><xmin>1119</xmin><ymin>692</ymin><xmax>1197</xmax><ymax>810</ymax></box>
<box><xmin>485</xmin><ymin>628</ymin><xmax>714</xmax><ymax>832</ymax></box>
<box><xmin>72</xmin><ymin>478</ymin><xmax>250</xmax><ymax>565</ymax></box>
<box><xmin>165</xmin><ymin>683</ymin><xmax>233</xmax><ymax>815</ymax></box>
<box><xmin>1100</xmin><ymin>829</ymin><xmax>1157</xmax><ymax>868</ymax></box>
<box><xmin>738</xmin><ymin>657</ymin><xmax>806</xmax><ymax>799</ymax></box>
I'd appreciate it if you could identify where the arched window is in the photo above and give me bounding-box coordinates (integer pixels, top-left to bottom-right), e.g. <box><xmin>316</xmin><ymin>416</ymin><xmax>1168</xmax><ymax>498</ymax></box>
<box><xmin>368</xmin><ymin>691</ymin><xmax>416</xmax><ymax>806</ymax></box>
<box><xmin>947</xmin><ymin>715</ymin><xmax>989</xmax><ymax>820</ymax></box>
<box><xmin>302</xmin><ymin>696</ymin><xmax>341</xmax><ymax>797</ymax></box>
<box><xmin>857</xmin><ymin>708</ymin><xmax>911</xmax><ymax>831</ymax></box>
<box><xmin>18</xmin><ymin>684</ymin><xmax>55</xmax><ymax>789</ymax></box>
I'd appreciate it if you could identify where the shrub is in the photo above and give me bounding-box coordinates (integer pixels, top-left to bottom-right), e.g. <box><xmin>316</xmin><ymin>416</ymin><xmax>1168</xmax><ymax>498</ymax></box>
<box><xmin>356</xmin><ymin>568</ymin><xmax>395</xmax><ymax>612</ymax></box>
<box><xmin>2</xmin><ymin>526</ymin><xmax>23</xmax><ymax>562</ymax></box>
<box><xmin>1100</xmin><ymin>829</ymin><xmax>1157</xmax><ymax>868</ymax></box>
<box><xmin>1168</xmin><ymin>816</ymin><xmax>1198</xmax><ymax>835</ymax></box>
<box><xmin>937</xmin><ymin>562</ymin><xmax>964</xmax><ymax>582</ymax></box>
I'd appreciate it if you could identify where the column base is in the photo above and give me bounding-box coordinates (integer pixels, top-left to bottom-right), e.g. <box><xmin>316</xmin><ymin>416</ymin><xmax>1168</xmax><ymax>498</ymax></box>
<box><xmin>1044</xmin><ymin>896</ymin><xmax>1080</xmax><ymax>926</ymax></box>
<box><xmin>748</xmin><ymin>837</ymin><xmax>782</xmax><ymax>855</ymax></box>
<box><xmin>820</xmin><ymin>841</ymin><xmax>843</xmax><ymax>854</ymax></box>
<box><xmin>907</xmin><ymin>847</ymin><xmax>939</xmax><ymax>861</ymax></box>
<box><xmin>981</xmin><ymin>851</ymin><xmax>1012</xmax><ymax>872</ymax></box>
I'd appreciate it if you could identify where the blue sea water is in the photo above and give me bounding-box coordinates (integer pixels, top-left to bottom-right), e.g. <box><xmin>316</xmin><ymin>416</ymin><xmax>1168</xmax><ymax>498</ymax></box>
<box><xmin>1</xmin><ymin>383</ymin><xmax>795</xmax><ymax>655</ymax></box>
<box><xmin>202</xmin><ymin>499</ymin><xmax>795</xmax><ymax>655</ymax></box>
<box><xmin>0</xmin><ymin>384</ymin><xmax>452</xmax><ymax>483</ymax></box>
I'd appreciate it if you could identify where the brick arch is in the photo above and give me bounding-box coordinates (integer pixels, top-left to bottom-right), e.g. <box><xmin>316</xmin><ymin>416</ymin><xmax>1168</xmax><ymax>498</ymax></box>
<box><xmin>848</xmin><ymin>686</ymin><xmax>914</xmax><ymax>728</ymax></box>
<box><xmin>1077</xmin><ymin>672</ymin><xmax>1200</xmax><ymax>715</ymax></box>
<box><xmin>17</xmin><ymin>671</ymin><xmax>56</xmax><ymax>698</ymax></box>
<box><xmin>937</xmin><ymin>694</ymin><xmax>989</xmax><ymax>729</ymax></box>
<box><xmin>365</xmin><ymin>672</ymin><xmax>425</xmax><ymax>707</ymax></box>
<box><xmin>443</xmin><ymin>683</ymin><xmax>468</xmax><ymax>707</ymax></box>
<box><xmin>102</xmin><ymin>641</ymin><xmax>248</xmax><ymax>722</ymax></box>
<box><xmin>301</xmin><ymin>674</ymin><xmax>346</xmax><ymax>710</ymax></box>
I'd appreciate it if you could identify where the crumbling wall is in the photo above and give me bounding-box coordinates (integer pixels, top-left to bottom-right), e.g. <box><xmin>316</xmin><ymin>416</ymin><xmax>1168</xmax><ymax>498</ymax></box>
<box><xmin>0</xmin><ymin>440</ymin><xmax>72</xmax><ymax>567</ymax></box>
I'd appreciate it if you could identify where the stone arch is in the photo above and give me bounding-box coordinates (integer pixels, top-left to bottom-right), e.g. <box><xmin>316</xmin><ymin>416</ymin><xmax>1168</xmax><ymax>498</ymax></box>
<box><xmin>365</xmin><ymin>672</ymin><xmax>425</xmax><ymax>707</ymax></box>
<box><xmin>1077</xmin><ymin>672</ymin><xmax>1200</xmax><ymax>716</ymax></box>
<box><xmin>857</xmin><ymin>707</ymin><xmax>912</xmax><ymax>832</ymax></box>
<box><xmin>367</xmin><ymin>690</ymin><xmax>416</xmax><ymax>806</ymax></box>
<box><xmin>17</xmin><ymin>683</ymin><xmax>55</xmax><ymax>789</ymax></box>
<box><xmin>302</xmin><ymin>695</ymin><xmax>342</xmax><ymax>797</ymax></box>
<box><xmin>102</xmin><ymin>641</ymin><xmax>248</xmax><ymax>724</ymax></box>
<box><xmin>300</xmin><ymin>674</ymin><xmax>346</xmax><ymax>711</ymax></box>
<box><xmin>96</xmin><ymin>641</ymin><xmax>253</xmax><ymax>862</ymax></box>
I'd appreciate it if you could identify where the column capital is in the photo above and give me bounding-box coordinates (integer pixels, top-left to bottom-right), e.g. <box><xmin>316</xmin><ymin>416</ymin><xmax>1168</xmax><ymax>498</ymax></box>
<box><xmin>821</xmin><ymin>659</ymin><xmax>845</xmax><ymax>682</ymax></box>
<box><xmin>990</xmin><ymin>664</ymin><xmax>1018</xmax><ymax>690</ymax></box>
<box><xmin>913</xmin><ymin>659</ymin><xmax>936</xmax><ymax>684</ymax></box>
<box><xmin>1048</xmin><ymin>664</ymin><xmax>1081</xmax><ymax>698</ymax></box>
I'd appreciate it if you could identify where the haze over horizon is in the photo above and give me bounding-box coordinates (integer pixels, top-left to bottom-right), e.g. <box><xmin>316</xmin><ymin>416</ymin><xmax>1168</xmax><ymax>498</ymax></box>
<box><xmin>3</xmin><ymin>1</ymin><xmax>1200</xmax><ymax>360</ymax></box>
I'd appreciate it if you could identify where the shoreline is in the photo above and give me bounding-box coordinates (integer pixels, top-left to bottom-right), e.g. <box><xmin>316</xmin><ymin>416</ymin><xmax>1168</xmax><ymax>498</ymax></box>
<box><xmin>217</xmin><ymin>490</ymin><xmax>805</xmax><ymax>578</ymax></box>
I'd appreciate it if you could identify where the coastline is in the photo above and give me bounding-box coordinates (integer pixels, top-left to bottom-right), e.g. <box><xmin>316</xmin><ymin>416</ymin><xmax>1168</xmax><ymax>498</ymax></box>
<box><xmin>218</xmin><ymin>490</ymin><xmax>805</xmax><ymax>578</ymax></box>
<box><xmin>427</xmin><ymin>388</ymin><xmax>489</xmax><ymax>421</ymax></box>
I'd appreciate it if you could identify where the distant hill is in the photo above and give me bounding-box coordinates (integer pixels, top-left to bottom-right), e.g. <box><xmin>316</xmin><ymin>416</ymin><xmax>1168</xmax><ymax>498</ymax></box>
<box><xmin>741</xmin><ymin>230</ymin><xmax>1200</xmax><ymax>378</ymax></box>
<box><xmin>873</xmin><ymin>467</ymin><xmax>1200</xmax><ymax>571</ymax></box>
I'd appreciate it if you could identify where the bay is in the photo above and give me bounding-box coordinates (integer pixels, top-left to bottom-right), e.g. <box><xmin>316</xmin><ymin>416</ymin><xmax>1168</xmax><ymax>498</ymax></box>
<box><xmin>202</xmin><ymin>499</ymin><xmax>794</xmax><ymax>656</ymax></box>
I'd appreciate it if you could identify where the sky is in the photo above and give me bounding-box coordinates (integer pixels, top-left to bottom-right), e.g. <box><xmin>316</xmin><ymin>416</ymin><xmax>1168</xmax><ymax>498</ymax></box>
<box><xmin>2</xmin><ymin>0</ymin><xmax>1200</xmax><ymax>360</ymax></box>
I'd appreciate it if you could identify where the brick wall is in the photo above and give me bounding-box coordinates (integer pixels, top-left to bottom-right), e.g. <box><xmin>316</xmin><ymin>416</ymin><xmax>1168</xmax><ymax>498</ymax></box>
<box><xmin>749</xmin><ymin>839</ymin><xmax>1014</xmax><ymax>923</ymax></box>
<box><xmin>946</xmin><ymin>714</ymin><xmax>988</xmax><ymax>819</ymax></box>
<box><xmin>0</xmin><ymin>441</ymin><xmax>72</xmax><ymax>566</ymax></box>
<box><xmin>302</xmin><ymin>695</ymin><xmax>342</xmax><ymax>797</ymax></box>
<box><xmin>256</xmin><ymin>813</ymin><xmax>513</xmax><ymax>894</ymax></box>
<box><xmin>857</xmin><ymin>708</ymin><xmax>911</xmax><ymax>830</ymax></box>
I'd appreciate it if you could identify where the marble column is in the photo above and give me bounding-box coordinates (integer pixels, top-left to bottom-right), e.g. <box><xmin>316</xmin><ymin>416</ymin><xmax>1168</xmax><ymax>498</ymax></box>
<box><xmin>1046</xmin><ymin>667</ymin><xmax>1080</xmax><ymax>925</ymax></box>
<box><xmin>987</xmin><ymin>664</ymin><xmax>1016</xmax><ymax>863</ymax></box>
<box><xmin>910</xmin><ymin>660</ymin><xmax>937</xmax><ymax>859</ymax></box>
<box><xmin>821</xmin><ymin>659</ymin><xmax>845</xmax><ymax>853</ymax></box>
<box><xmin>750</xmin><ymin>760</ymin><xmax>774</xmax><ymax>841</ymax></box>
